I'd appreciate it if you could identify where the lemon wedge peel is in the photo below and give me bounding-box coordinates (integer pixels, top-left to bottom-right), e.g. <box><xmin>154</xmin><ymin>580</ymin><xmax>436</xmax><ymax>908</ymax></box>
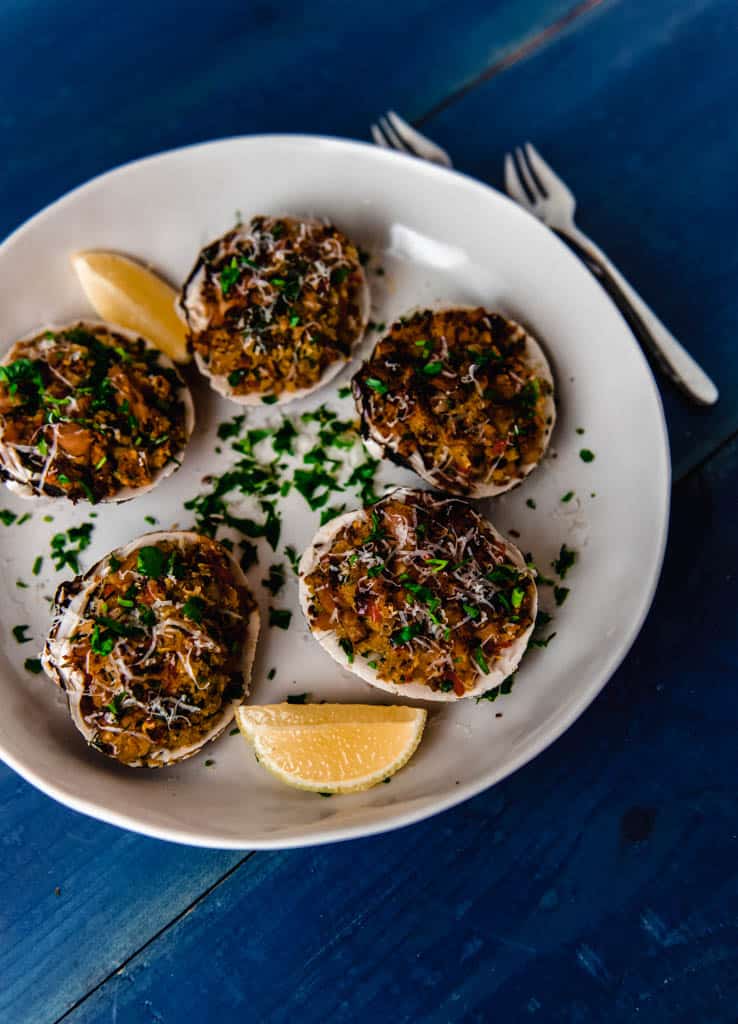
<box><xmin>235</xmin><ymin>703</ymin><xmax>427</xmax><ymax>794</ymax></box>
<box><xmin>71</xmin><ymin>250</ymin><xmax>190</xmax><ymax>364</ymax></box>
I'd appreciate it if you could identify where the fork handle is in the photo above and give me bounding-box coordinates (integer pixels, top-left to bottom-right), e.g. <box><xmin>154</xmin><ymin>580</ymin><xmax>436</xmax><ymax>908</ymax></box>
<box><xmin>556</xmin><ymin>225</ymin><xmax>718</xmax><ymax>406</ymax></box>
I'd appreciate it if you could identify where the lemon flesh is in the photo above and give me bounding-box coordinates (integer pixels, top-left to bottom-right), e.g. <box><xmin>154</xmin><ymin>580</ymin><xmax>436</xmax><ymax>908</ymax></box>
<box><xmin>71</xmin><ymin>251</ymin><xmax>190</xmax><ymax>364</ymax></box>
<box><xmin>235</xmin><ymin>703</ymin><xmax>426</xmax><ymax>793</ymax></box>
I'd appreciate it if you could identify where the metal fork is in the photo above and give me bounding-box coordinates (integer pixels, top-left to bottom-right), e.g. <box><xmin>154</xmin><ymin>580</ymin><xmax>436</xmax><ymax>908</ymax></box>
<box><xmin>505</xmin><ymin>143</ymin><xmax>718</xmax><ymax>406</ymax></box>
<box><xmin>371</xmin><ymin>111</ymin><xmax>453</xmax><ymax>168</ymax></box>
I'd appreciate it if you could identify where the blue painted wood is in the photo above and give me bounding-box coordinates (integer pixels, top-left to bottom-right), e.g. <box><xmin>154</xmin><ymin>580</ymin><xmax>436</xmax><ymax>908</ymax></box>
<box><xmin>0</xmin><ymin>4</ymin><xmax>606</xmax><ymax>1020</ymax></box>
<box><xmin>0</xmin><ymin>2</ymin><xmax>737</xmax><ymax>1022</ymax></box>
<box><xmin>62</xmin><ymin>433</ymin><xmax>738</xmax><ymax>1022</ymax></box>
<box><xmin>0</xmin><ymin>762</ymin><xmax>245</xmax><ymax>1023</ymax></box>
<box><xmin>422</xmin><ymin>0</ymin><xmax>738</xmax><ymax>479</ymax></box>
<box><xmin>0</xmin><ymin>0</ymin><xmax>576</xmax><ymax>244</ymax></box>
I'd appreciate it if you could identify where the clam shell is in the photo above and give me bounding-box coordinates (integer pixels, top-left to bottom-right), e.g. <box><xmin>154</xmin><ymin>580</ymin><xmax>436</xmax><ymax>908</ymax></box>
<box><xmin>353</xmin><ymin>307</ymin><xmax>556</xmax><ymax>498</ymax></box>
<box><xmin>298</xmin><ymin>487</ymin><xmax>537</xmax><ymax>701</ymax></box>
<box><xmin>180</xmin><ymin>218</ymin><xmax>370</xmax><ymax>405</ymax></box>
<box><xmin>0</xmin><ymin>320</ymin><xmax>195</xmax><ymax>503</ymax></box>
<box><xmin>42</xmin><ymin>530</ymin><xmax>260</xmax><ymax>767</ymax></box>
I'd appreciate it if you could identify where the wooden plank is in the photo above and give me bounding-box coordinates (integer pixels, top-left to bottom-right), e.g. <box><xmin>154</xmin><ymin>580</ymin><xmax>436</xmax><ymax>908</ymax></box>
<box><xmin>2</xmin><ymin>2</ymin><xmax>737</xmax><ymax>1021</ymax></box>
<box><xmin>0</xmin><ymin>0</ymin><xmax>579</xmax><ymax>243</ymax></box>
<box><xmin>62</xmin><ymin>431</ymin><xmax>738</xmax><ymax>1022</ymax></box>
<box><xmin>421</xmin><ymin>0</ymin><xmax>738</xmax><ymax>478</ymax></box>
<box><xmin>0</xmin><ymin>6</ymin><xmax>614</xmax><ymax>1022</ymax></box>
<box><xmin>0</xmin><ymin>765</ymin><xmax>245</xmax><ymax>1024</ymax></box>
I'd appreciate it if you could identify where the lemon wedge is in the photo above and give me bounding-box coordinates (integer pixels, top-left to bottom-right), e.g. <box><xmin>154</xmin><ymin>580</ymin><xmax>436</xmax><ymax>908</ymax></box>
<box><xmin>71</xmin><ymin>250</ymin><xmax>190</xmax><ymax>363</ymax></box>
<box><xmin>235</xmin><ymin>703</ymin><xmax>427</xmax><ymax>793</ymax></box>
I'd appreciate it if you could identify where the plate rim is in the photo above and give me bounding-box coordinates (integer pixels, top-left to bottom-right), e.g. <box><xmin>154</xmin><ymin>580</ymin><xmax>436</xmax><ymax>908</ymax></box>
<box><xmin>0</xmin><ymin>133</ymin><xmax>671</xmax><ymax>848</ymax></box>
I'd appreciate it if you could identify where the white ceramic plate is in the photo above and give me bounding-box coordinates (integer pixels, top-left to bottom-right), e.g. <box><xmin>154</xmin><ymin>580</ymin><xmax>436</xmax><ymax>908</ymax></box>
<box><xmin>0</xmin><ymin>135</ymin><xmax>669</xmax><ymax>849</ymax></box>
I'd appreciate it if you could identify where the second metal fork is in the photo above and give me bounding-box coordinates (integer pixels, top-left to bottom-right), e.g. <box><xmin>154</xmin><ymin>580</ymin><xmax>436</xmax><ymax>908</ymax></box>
<box><xmin>505</xmin><ymin>143</ymin><xmax>718</xmax><ymax>406</ymax></box>
<box><xmin>369</xmin><ymin>111</ymin><xmax>718</xmax><ymax>406</ymax></box>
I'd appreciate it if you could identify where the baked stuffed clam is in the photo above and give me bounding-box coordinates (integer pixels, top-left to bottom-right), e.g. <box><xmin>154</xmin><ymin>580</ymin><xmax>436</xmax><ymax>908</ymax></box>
<box><xmin>352</xmin><ymin>307</ymin><xmax>555</xmax><ymax>497</ymax></box>
<box><xmin>180</xmin><ymin>215</ymin><xmax>369</xmax><ymax>405</ymax></box>
<box><xmin>42</xmin><ymin>531</ymin><xmax>260</xmax><ymax>767</ymax></box>
<box><xmin>299</xmin><ymin>488</ymin><xmax>537</xmax><ymax>701</ymax></box>
<box><xmin>0</xmin><ymin>321</ymin><xmax>194</xmax><ymax>503</ymax></box>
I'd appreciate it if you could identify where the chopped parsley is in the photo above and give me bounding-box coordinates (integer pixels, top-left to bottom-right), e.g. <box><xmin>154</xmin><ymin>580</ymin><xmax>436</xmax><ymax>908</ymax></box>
<box><xmin>220</xmin><ymin>256</ymin><xmax>244</xmax><ymax>296</ymax></box>
<box><xmin>0</xmin><ymin>358</ymin><xmax>44</xmax><ymax>401</ymax></box>
<box><xmin>331</xmin><ymin>266</ymin><xmax>350</xmax><ymax>285</ymax></box>
<box><xmin>237</xmin><ymin>540</ymin><xmax>258</xmax><ymax>572</ymax></box>
<box><xmin>561</xmin><ymin>491</ymin><xmax>574</xmax><ymax>503</ymax></box>
<box><xmin>261</xmin><ymin>563</ymin><xmax>286</xmax><ymax>596</ymax></box>
<box><xmin>136</xmin><ymin>546</ymin><xmax>167</xmax><ymax>579</ymax></box>
<box><xmin>391</xmin><ymin>624</ymin><xmax>423</xmax><ymax>646</ymax></box>
<box><xmin>269</xmin><ymin>608</ymin><xmax>292</xmax><ymax>630</ymax></box>
<box><xmin>182</xmin><ymin>596</ymin><xmax>205</xmax><ymax>622</ymax></box>
<box><xmin>90</xmin><ymin>624</ymin><xmax>115</xmax><ymax>656</ymax></box>
<box><xmin>366</xmin><ymin>511</ymin><xmax>385</xmax><ymax>543</ymax></box>
<box><xmin>552</xmin><ymin>544</ymin><xmax>577</xmax><ymax>579</ymax></box>
<box><xmin>0</xmin><ymin>510</ymin><xmax>17</xmax><ymax>526</ymax></box>
<box><xmin>217</xmin><ymin>415</ymin><xmax>246</xmax><ymax>441</ymax></box>
<box><xmin>137</xmin><ymin>605</ymin><xmax>156</xmax><ymax>627</ymax></box>
<box><xmin>287</xmin><ymin>692</ymin><xmax>309</xmax><ymax>704</ymax></box>
<box><xmin>293</xmin><ymin>466</ymin><xmax>339</xmax><ymax>511</ymax></box>
<box><xmin>473</xmin><ymin>647</ymin><xmax>490</xmax><ymax>674</ymax></box>
<box><xmin>339</xmin><ymin>637</ymin><xmax>354</xmax><ymax>663</ymax></box>
<box><xmin>12</xmin><ymin>625</ymin><xmax>31</xmax><ymax>644</ymax></box>
<box><xmin>528</xmin><ymin>632</ymin><xmax>557</xmax><ymax>649</ymax></box>
<box><xmin>24</xmin><ymin>657</ymin><xmax>43</xmax><ymax>675</ymax></box>
<box><xmin>272</xmin><ymin>420</ymin><xmax>297</xmax><ymax>455</ymax></box>
<box><xmin>366</xmin><ymin>377</ymin><xmax>388</xmax><ymax>395</ymax></box>
<box><xmin>476</xmin><ymin>673</ymin><xmax>516</xmax><ymax>703</ymax></box>
<box><xmin>526</xmin><ymin>499</ymin><xmax>536</xmax><ymax>509</ymax></box>
<box><xmin>421</xmin><ymin>361</ymin><xmax>443</xmax><ymax>376</ymax></box>
<box><xmin>579</xmin><ymin>449</ymin><xmax>595</xmax><ymax>463</ymax></box>
<box><xmin>346</xmin><ymin>458</ymin><xmax>379</xmax><ymax>505</ymax></box>
<box><xmin>105</xmin><ymin>692</ymin><xmax>128</xmax><ymax>719</ymax></box>
<box><xmin>32</xmin><ymin>556</ymin><xmax>43</xmax><ymax>576</ymax></box>
<box><xmin>486</xmin><ymin>563</ymin><xmax>520</xmax><ymax>586</ymax></box>
<box><xmin>50</xmin><ymin>523</ymin><xmax>94</xmax><ymax>573</ymax></box>
<box><xmin>554</xmin><ymin>586</ymin><xmax>570</xmax><ymax>606</ymax></box>
<box><xmin>320</xmin><ymin>504</ymin><xmax>346</xmax><ymax>526</ymax></box>
<box><xmin>284</xmin><ymin>545</ymin><xmax>301</xmax><ymax>575</ymax></box>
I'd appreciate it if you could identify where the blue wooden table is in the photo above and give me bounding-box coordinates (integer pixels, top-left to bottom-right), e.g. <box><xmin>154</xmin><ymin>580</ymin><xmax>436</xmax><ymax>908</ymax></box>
<box><xmin>2</xmin><ymin>2</ymin><xmax>738</xmax><ymax>1020</ymax></box>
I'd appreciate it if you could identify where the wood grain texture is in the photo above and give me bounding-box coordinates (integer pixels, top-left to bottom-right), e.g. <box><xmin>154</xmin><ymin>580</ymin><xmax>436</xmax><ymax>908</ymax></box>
<box><xmin>1</xmin><ymin>1</ymin><xmax>737</xmax><ymax>1021</ymax></box>
<box><xmin>0</xmin><ymin>766</ymin><xmax>245</xmax><ymax>1023</ymax></box>
<box><xmin>59</xmin><ymin>433</ymin><xmax>738</xmax><ymax>1022</ymax></box>
<box><xmin>0</xmin><ymin>0</ymin><xmax>578</xmax><ymax>243</ymax></box>
<box><xmin>422</xmin><ymin>0</ymin><xmax>738</xmax><ymax>479</ymax></box>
